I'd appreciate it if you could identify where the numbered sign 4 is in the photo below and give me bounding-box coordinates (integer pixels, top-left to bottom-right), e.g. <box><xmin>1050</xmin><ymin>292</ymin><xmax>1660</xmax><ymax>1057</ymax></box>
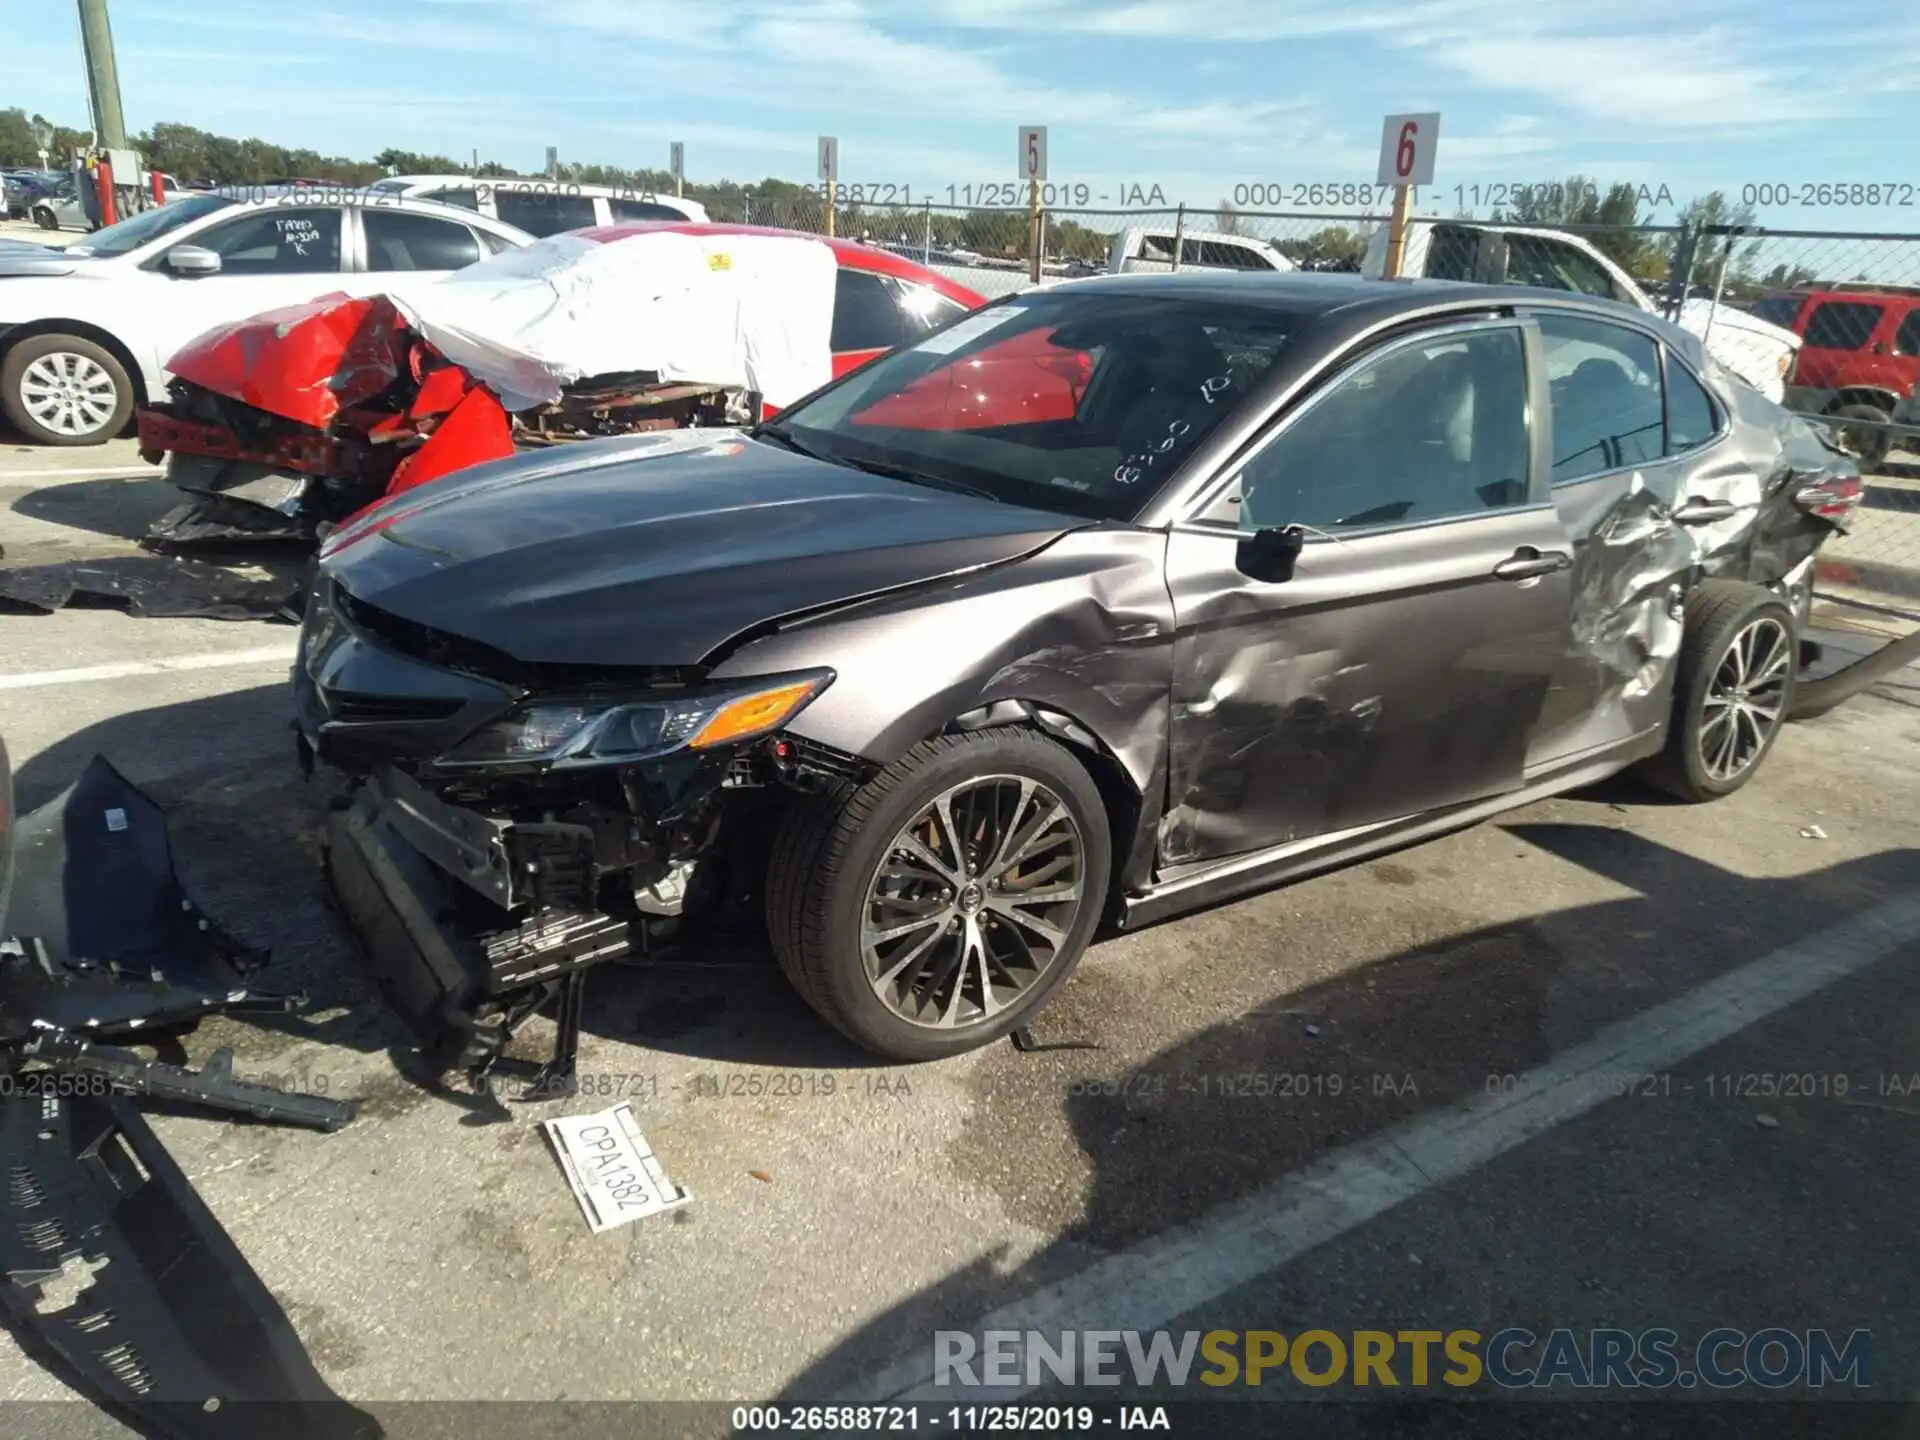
<box><xmin>817</xmin><ymin>136</ymin><xmax>839</xmax><ymax>184</ymax></box>
<box><xmin>1377</xmin><ymin>112</ymin><xmax>1440</xmax><ymax>188</ymax></box>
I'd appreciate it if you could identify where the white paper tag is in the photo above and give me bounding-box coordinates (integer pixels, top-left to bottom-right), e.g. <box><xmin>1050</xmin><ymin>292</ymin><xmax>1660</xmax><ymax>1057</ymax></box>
<box><xmin>914</xmin><ymin>305</ymin><xmax>1028</xmax><ymax>355</ymax></box>
<box><xmin>103</xmin><ymin>808</ymin><xmax>128</xmax><ymax>833</ymax></box>
<box><xmin>544</xmin><ymin>1103</ymin><xmax>691</xmax><ymax>1234</ymax></box>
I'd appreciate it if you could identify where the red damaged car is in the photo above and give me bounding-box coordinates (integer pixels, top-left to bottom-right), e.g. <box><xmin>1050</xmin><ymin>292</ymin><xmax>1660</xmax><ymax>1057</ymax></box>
<box><xmin>134</xmin><ymin>222</ymin><xmax>1084</xmax><ymax>548</ymax></box>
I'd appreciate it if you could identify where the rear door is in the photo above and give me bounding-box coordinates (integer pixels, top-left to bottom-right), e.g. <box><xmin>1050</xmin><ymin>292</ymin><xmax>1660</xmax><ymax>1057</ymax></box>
<box><xmin>1160</xmin><ymin>317</ymin><xmax>1573</xmax><ymax>866</ymax></box>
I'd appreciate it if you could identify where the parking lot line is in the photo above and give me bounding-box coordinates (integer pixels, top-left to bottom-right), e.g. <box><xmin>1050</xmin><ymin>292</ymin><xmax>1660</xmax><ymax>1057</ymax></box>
<box><xmin>870</xmin><ymin>890</ymin><xmax>1920</xmax><ymax>1402</ymax></box>
<box><xmin>0</xmin><ymin>642</ymin><xmax>297</xmax><ymax>691</ymax></box>
<box><xmin>1</xmin><ymin>465</ymin><xmax>163</xmax><ymax>480</ymax></box>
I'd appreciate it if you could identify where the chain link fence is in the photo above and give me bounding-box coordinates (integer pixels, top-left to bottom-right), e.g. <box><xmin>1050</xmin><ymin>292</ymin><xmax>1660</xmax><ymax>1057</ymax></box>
<box><xmin>731</xmin><ymin>192</ymin><xmax>1920</xmax><ymax>615</ymax></box>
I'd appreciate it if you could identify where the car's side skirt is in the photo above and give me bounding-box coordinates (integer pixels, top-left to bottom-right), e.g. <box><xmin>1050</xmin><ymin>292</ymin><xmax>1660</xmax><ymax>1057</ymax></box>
<box><xmin>1115</xmin><ymin>729</ymin><xmax>1663</xmax><ymax>932</ymax></box>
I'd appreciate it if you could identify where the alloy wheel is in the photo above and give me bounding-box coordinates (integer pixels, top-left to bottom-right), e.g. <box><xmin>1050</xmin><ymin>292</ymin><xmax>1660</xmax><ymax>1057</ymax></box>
<box><xmin>19</xmin><ymin>351</ymin><xmax>119</xmax><ymax>438</ymax></box>
<box><xmin>1699</xmin><ymin>616</ymin><xmax>1791</xmax><ymax>783</ymax></box>
<box><xmin>861</xmin><ymin>774</ymin><xmax>1086</xmax><ymax>1029</ymax></box>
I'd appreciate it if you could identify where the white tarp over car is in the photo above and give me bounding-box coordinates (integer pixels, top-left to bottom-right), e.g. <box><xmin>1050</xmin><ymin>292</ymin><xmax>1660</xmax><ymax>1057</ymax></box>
<box><xmin>385</xmin><ymin>229</ymin><xmax>839</xmax><ymax>411</ymax></box>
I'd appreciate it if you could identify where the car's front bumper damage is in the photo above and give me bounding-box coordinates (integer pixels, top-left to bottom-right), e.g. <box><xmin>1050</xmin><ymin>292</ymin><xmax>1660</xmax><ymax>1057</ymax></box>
<box><xmin>299</xmin><ymin>577</ymin><xmax>860</xmax><ymax>1089</ymax></box>
<box><xmin>319</xmin><ymin>772</ymin><xmax>648</xmax><ymax>1085</ymax></box>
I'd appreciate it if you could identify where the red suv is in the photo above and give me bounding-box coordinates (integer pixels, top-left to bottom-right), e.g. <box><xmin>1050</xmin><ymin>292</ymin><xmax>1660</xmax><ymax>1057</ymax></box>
<box><xmin>1757</xmin><ymin>286</ymin><xmax>1920</xmax><ymax>470</ymax></box>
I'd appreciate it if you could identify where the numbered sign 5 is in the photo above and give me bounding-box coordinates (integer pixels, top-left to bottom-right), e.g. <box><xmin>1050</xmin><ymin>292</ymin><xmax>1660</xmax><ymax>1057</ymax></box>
<box><xmin>1018</xmin><ymin>125</ymin><xmax>1048</xmax><ymax>183</ymax></box>
<box><xmin>1376</xmin><ymin>112</ymin><xmax>1440</xmax><ymax>187</ymax></box>
<box><xmin>817</xmin><ymin>136</ymin><xmax>839</xmax><ymax>184</ymax></box>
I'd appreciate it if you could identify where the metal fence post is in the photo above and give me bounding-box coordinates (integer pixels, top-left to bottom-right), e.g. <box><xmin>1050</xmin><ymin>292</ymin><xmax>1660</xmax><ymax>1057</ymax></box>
<box><xmin>1664</xmin><ymin>221</ymin><xmax>1696</xmax><ymax>322</ymax></box>
<box><xmin>923</xmin><ymin>198</ymin><xmax>932</xmax><ymax>265</ymax></box>
<box><xmin>744</xmin><ymin>194</ymin><xmax>753</xmax><ymax>226</ymax></box>
<box><xmin>1171</xmin><ymin>203</ymin><xmax>1186</xmax><ymax>272</ymax></box>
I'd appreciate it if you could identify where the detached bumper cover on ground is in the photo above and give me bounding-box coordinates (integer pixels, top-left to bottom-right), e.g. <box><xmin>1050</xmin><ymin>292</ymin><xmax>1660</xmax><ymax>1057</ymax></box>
<box><xmin>0</xmin><ymin>756</ymin><xmax>370</xmax><ymax>1436</ymax></box>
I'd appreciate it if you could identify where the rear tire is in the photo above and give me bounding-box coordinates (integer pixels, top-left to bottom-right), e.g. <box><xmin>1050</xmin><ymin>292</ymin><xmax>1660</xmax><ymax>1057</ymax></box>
<box><xmin>1</xmin><ymin>333</ymin><xmax>133</xmax><ymax>446</ymax></box>
<box><xmin>1830</xmin><ymin>401</ymin><xmax>1892</xmax><ymax>474</ymax></box>
<box><xmin>767</xmin><ymin>728</ymin><xmax>1111</xmax><ymax>1061</ymax></box>
<box><xmin>32</xmin><ymin>205</ymin><xmax>57</xmax><ymax>231</ymax></box>
<box><xmin>1636</xmin><ymin>581</ymin><xmax>1797</xmax><ymax>802</ymax></box>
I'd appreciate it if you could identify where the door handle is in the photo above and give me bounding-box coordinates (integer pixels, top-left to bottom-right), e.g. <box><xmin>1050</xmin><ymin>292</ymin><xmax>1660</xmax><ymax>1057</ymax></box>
<box><xmin>1672</xmin><ymin>498</ymin><xmax>1740</xmax><ymax>525</ymax></box>
<box><xmin>1492</xmin><ymin>547</ymin><xmax>1571</xmax><ymax>581</ymax></box>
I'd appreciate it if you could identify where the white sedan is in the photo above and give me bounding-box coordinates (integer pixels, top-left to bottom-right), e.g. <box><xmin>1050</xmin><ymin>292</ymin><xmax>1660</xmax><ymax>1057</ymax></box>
<box><xmin>0</xmin><ymin>190</ymin><xmax>532</xmax><ymax>444</ymax></box>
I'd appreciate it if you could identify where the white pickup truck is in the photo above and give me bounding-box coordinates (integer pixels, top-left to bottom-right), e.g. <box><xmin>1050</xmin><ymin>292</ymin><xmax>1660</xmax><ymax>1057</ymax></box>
<box><xmin>1107</xmin><ymin>226</ymin><xmax>1297</xmax><ymax>275</ymax></box>
<box><xmin>1362</xmin><ymin>220</ymin><xmax>1801</xmax><ymax>403</ymax></box>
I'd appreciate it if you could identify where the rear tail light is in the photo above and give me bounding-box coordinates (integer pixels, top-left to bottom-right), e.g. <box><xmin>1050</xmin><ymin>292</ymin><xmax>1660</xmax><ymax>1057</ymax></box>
<box><xmin>1794</xmin><ymin>472</ymin><xmax>1863</xmax><ymax>519</ymax></box>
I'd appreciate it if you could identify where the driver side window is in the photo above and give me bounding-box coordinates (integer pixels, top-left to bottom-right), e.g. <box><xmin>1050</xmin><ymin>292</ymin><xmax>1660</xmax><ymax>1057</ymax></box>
<box><xmin>1240</xmin><ymin>327</ymin><xmax>1530</xmax><ymax>532</ymax></box>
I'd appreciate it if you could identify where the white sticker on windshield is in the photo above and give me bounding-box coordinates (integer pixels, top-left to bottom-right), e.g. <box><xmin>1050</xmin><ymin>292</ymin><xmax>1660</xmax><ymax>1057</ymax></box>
<box><xmin>915</xmin><ymin>305</ymin><xmax>1029</xmax><ymax>355</ymax></box>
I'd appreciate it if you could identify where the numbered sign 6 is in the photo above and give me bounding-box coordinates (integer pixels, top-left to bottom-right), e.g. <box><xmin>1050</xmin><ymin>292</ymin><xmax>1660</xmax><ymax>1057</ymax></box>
<box><xmin>1376</xmin><ymin>112</ymin><xmax>1440</xmax><ymax>187</ymax></box>
<box><xmin>1019</xmin><ymin>125</ymin><xmax>1048</xmax><ymax>183</ymax></box>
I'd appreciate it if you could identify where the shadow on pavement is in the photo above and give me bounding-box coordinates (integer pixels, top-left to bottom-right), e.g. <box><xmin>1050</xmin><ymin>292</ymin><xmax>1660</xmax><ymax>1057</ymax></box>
<box><xmin>770</xmin><ymin>832</ymin><xmax>1920</xmax><ymax>1436</ymax></box>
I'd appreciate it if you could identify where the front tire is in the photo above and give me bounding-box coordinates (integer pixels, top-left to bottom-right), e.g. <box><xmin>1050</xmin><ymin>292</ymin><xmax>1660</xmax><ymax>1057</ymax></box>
<box><xmin>767</xmin><ymin>729</ymin><xmax>1111</xmax><ymax>1061</ymax></box>
<box><xmin>1637</xmin><ymin>581</ymin><xmax>1797</xmax><ymax>802</ymax></box>
<box><xmin>32</xmin><ymin>205</ymin><xmax>58</xmax><ymax>231</ymax></box>
<box><xmin>2</xmin><ymin>333</ymin><xmax>133</xmax><ymax>445</ymax></box>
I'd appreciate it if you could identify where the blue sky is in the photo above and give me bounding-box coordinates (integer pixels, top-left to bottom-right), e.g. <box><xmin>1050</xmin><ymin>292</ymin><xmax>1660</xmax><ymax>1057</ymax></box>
<box><xmin>2</xmin><ymin>0</ymin><xmax>1905</xmax><ymax>223</ymax></box>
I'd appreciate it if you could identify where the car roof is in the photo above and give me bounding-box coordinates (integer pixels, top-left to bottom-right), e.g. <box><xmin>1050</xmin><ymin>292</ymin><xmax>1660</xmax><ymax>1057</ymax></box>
<box><xmin>197</xmin><ymin>188</ymin><xmax>529</xmax><ymax>231</ymax></box>
<box><xmin>576</xmin><ymin>221</ymin><xmax>986</xmax><ymax>306</ymax></box>
<box><xmin>1042</xmin><ymin>270</ymin><xmax>1710</xmax><ymax>350</ymax></box>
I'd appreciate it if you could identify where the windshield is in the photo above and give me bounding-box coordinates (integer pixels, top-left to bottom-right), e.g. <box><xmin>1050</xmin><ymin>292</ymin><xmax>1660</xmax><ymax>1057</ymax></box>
<box><xmin>69</xmin><ymin>194</ymin><xmax>234</xmax><ymax>257</ymax></box>
<box><xmin>765</xmin><ymin>290</ymin><xmax>1298</xmax><ymax>521</ymax></box>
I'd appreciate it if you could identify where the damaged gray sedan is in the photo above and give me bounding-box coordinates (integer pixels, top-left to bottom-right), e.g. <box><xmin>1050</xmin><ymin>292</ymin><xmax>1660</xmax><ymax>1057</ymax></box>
<box><xmin>298</xmin><ymin>274</ymin><xmax>1860</xmax><ymax>1070</ymax></box>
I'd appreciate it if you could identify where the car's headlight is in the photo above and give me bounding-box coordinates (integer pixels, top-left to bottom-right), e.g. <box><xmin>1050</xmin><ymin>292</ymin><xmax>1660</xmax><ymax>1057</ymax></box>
<box><xmin>438</xmin><ymin>671</ymin><xmax>833</xmax><ymax>769</ymax></box>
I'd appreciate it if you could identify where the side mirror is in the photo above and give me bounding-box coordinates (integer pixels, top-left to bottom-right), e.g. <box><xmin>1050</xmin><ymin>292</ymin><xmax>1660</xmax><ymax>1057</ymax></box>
<box><xmin>1236</xmin><ymin>525</ymin><xmax>1306</xmax><ymax>584</ymax></box>
<box><xmin>164</xmin><ymin>244</ymin><xmax>221</xmax><ymax>276</ymax></box>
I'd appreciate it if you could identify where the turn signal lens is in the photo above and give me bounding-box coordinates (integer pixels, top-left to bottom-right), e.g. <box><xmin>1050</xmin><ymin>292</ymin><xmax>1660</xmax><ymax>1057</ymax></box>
<box><xmin>689</xmin><ymin>680</ymin><xmax>822</xmax><ymax>749</ymax></box>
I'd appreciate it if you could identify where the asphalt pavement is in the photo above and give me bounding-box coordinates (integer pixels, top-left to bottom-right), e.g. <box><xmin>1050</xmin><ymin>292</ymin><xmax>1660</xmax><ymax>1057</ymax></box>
<box><xmin>0</xmin><ymin>435</ymin><xmax>1915</xmax><ymax>1437</ymax></box>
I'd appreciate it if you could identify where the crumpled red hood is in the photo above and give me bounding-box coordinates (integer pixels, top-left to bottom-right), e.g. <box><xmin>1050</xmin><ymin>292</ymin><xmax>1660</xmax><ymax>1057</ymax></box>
<box><xmin>165</xmin><ymin>294</ymin><xmax>415</xmax><ymax>430</ymax></box>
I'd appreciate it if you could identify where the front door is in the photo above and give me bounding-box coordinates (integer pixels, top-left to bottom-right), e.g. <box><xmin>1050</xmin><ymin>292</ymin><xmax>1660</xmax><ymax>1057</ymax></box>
<box><xmin>1160</xmin><ymin>318</ymin><xmax>1574</xmax><ymax>868</ymax></box>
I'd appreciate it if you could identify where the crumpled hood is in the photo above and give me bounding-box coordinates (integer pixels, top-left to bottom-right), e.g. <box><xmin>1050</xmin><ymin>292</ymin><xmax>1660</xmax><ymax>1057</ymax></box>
<box><xmin>321</xmin><ymin>432</ymin><xmax>1082</xmax><ymax>668</ymax></box>
<box><xmin>165</xmin><ymin>292</ymin><xmax>423</xmax><ymax>428</ymax></box>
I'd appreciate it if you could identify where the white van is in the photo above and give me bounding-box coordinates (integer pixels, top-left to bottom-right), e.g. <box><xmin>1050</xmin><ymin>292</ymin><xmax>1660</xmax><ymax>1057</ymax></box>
<box><xmin>368</xmin><ymin>175</ymin><xmax>709</xmax><ymax>237</ymax></box>
<box><xmin>1362</xmin><ymin>220</ymin><xmax>1801</xmax><ymax>403</ymax></box>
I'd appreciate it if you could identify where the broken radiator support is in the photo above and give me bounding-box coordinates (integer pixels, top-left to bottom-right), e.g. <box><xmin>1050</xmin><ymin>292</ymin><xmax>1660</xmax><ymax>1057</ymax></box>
<box><xmin>320</xmin><ymin>789</ymin><xmax>635</xmax><ymax>1092</ymax></box>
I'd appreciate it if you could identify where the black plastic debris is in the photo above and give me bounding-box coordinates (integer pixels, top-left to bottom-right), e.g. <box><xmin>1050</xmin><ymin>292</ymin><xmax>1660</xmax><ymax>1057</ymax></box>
<box><xmin>0</xmin><ymin>552</ymin><xmax>301</xmax><ymax>621</ymax></box>
<box><xmin>0</xmin><ymin>1091</ymin><xmax>382</xmax><ymax>1440</ymax></box>
<box><xmin>2</xmin><ymin>756</ymin><xmax>288</xmax><ymax>1038</ymax></box>
<box><xmin>0</xmin><ymin>755</ymin><xmax>367</xmax><ymax>1434</ymax></box>
<box><xmin>148</xmin><ymin>495</ymin><xmax>316</xmax><ymax>549</ymax></box>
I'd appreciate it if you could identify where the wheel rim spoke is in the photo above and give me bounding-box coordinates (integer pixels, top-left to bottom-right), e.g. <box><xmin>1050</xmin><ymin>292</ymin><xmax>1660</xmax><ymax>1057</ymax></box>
<box><xmin>1700</xmin><ymin>617</ymin><xmax>1788</xmax><ymax>782</ymax></box>
<box><xmin>20</xmin><ymin>352</ymin><xmax>115</xmax><ymax>435</ymax></box>
<box><xmin>861</xmin><ymin>772</ymin><xmax>1086</xmax><ymax>1031</ymax></box>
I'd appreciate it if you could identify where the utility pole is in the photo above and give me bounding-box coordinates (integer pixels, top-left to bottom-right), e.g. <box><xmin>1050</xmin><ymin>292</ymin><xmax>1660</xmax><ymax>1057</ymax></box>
<box><xmin>77</xmin><ymin>0</ymin><xmax>127</xmax><ymax>150</ymax></box>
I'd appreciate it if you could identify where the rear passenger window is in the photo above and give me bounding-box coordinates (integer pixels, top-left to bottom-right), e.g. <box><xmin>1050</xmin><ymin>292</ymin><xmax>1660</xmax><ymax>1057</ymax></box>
<box><xmin>362</xmin><ymin>210</ymin><xmax>482</xmax><ymax>272</ymax></box>
<box><xmin>609</xmin><ymin>198</ymin><xmax>689</xmax><ymax>222</ymax></box>
<box><xmin>426</xmin><ymin>187</ymin><xmax>479</xmax><ymax>211</ymax></box>
<box><xmin>493</xmin><ymin>189</ymin><xmax>597</xmax><ymax>236</ymax></box>
<box><xmin>1539</xmin><ymin>314</ymin><xmax>1664</xmax><ymax>482</ymax></box>
<box><xmin>1802</xmin><ymin>301</ymin><xmax>1883</xmax><ymax>351</ymax></box>
<box><xmin>831</xmin><ymin>271</ymin><xmax>909</xmax><ymax>352</ymax></box>
<box><xmin>1894</xmin><ymin>309</ymin><xmax>1920</xmax><ymax>357</ymax></box>
<box><xmin>1665</xmin><ymin>357</ymin><xmax>1720</xmax><ymax>455</ymax></box>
